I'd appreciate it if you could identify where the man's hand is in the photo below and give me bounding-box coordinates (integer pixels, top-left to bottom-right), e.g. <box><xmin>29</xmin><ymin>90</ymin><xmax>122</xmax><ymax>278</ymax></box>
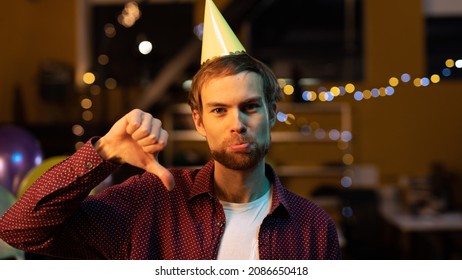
<box><xmin>94</xmin><ymin>109</ymin><xmax>174</xmax><ymax>190</ymax></box>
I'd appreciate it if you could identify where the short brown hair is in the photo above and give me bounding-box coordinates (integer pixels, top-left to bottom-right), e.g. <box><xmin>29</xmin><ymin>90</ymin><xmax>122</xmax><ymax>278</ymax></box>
<box><xmin>188</xmin><ymin>53</ymin><xmax>283</xmax><ymax>119</ymax></box>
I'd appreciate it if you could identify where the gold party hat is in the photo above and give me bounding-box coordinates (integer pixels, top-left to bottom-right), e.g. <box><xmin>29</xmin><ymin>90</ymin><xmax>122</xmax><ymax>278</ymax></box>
<box><xmin>200</xmin><ymin>0</ymin><xmax>246</xmax><ymax>64</ymax></box>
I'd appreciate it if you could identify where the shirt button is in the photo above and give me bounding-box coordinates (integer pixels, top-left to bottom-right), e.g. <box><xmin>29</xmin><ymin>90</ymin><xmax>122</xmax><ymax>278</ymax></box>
<box><xmin>85</xmin><ymin>162</ymin><xmax>93</xmax><ymax>169</ymax></box>
<box><xmin>217</xmin><ymin>221</ymin><xmax>225</xmax><ymax>228</ymax></box>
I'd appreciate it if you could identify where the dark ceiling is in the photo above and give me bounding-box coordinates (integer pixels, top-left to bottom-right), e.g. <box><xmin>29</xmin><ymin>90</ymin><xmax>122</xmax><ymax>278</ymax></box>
<box><xmin>91</xmin><ymin>0</ymin><xmax>363</xmax><ymax>88</ymax></box>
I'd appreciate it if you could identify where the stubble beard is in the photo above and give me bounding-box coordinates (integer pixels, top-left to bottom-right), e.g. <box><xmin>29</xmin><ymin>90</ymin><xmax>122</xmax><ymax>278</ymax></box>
<box><xmin>210</xmin><ymin>137</ymin><xmax>270</xmax><ymax>170</ymax></box>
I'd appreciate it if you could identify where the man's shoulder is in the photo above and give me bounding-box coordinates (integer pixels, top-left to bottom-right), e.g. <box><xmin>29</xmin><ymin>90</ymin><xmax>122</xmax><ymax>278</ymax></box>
<box><xmin>283</xmin><ymin>189</ymin><xmax>320</xmax><ymax>209</ymax></box>
<box><xmin>169</xmin><ymin>166</ymin><xmax>203</xmax><ymax>181</ymax></box>
<box><xmin>281</xmin><ymin>188</ymin><xmax>333</xmax><ymax>221</ymax></box>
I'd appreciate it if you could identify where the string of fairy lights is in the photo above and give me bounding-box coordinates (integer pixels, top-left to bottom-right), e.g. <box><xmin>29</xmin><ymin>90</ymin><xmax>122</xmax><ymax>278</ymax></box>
<box><xmin>278</xmin><ymin>58</ymin><xmax>461</xmax><ymax>104</ymax></box>
<box><xmin>274</xmin><ymin>59</ymin><xmax>462</xmax><ymax>218</ymax></box>
<box><xmin>274</xmin><ymin>58</ymin><xmax>461</xmax><ymax>193</ymax></box>
<box><xmin>71</xmin><ymin>2</ymin><xmax>461</xmax><ymax>210</ymax></box>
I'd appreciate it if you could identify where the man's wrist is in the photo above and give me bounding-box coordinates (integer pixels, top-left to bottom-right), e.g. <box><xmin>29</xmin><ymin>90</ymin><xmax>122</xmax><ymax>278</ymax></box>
<box><xmin>93</xmin><ymin>137</ymin><xmax>113</xmax><ymax>162</ymax></box>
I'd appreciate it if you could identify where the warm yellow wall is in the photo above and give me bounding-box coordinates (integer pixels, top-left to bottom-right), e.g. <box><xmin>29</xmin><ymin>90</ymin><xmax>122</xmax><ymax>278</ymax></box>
<box><xmin>353</xmin><ymin>0</ymin><xmax>462</xmax><ymax>181</ymax></box>
<box><xmin>364</xmin><ymin>0</ymin><xmax>426</xmax><ymax>81</ymax></box>
<box><xmin>0</xmin><ymin>0</ymin><xmax>77</xmax><ymax>123</ymax></box>
<box><xmin>0</xmin><ymin>1</ymin><xmax>28</xmax><ymax>122</ymax></box>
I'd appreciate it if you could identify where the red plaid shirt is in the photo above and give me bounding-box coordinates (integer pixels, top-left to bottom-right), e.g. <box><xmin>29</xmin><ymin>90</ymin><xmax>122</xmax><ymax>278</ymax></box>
<box><xmin>0</xmin><ymin>139</ymin><xmax>341</xmax><ymax>259</ymax></box>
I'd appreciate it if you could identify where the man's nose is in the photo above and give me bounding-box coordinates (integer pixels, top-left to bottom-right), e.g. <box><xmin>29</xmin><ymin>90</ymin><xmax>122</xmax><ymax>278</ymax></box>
<box><xmin>230</xmin><ymin>110</ymin><xmax>247</xmax><ymax>134</ymax></box>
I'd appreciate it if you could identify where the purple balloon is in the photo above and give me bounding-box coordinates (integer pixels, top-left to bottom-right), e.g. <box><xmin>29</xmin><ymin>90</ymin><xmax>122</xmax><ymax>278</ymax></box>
<box><xmin>0</xmin><ymin>125</ymin><xmax>43</xmax><ymax>195</ymax></box>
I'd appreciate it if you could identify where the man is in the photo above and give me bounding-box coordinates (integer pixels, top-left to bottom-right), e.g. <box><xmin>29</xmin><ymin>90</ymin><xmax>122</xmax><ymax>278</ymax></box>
<box><xmin>0</xmin><ymin>0</ymin><xmax>341</xmax><ymax>260</ymax></box>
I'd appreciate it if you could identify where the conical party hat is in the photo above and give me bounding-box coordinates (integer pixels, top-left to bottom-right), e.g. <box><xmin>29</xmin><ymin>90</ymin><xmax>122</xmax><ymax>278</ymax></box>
<box><xmin>201</xmin><ymin>0</ymin><xmax>246</xmax><ymax>64</ymax></box>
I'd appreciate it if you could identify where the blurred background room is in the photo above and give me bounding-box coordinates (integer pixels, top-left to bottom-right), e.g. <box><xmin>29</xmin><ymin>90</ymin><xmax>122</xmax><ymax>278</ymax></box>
<box><xmin>1</xmin><ymin>0</ymin><xmax>462</xmax><ymax>260</ymax></box>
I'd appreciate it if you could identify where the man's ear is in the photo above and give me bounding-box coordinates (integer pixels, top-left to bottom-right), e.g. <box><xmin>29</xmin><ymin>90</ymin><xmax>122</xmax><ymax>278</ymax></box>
<box><xmin>192</xmin><ymin>109</ymin><xmax>207</xmax><ymax>137</ymax></box>
<box><xmin>270</xmin><ymin>103</ymin><xmax>277</xmax><ymax>127</ymax></box>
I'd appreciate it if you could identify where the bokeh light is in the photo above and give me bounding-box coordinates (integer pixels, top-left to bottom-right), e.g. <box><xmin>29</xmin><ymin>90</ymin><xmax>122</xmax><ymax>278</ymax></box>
<box><xmin>118</xmin><ymin>1</ymin><xmax>141</xmax><ymax>28</ymax></box>
<box><xmin>35</xmin><ymin>155</ymin><xmax>43</xmax><ymax>166</ymax></box>
<box><xmin>98</xmin><ymin>54</ymin><xmax>109</xmax><ymax>65</ymax></box>
<box><xmin>283</xmin><ymin>84</ymin><xmax>295</xmax><ymax>95</ymax></box>
<box><xmin>445</xmin><ymin>59</ymin><xmax>455</xmax><ymax>68</ymax></box>
<box><xmin>325</xmin><ymin>91</ymin><xmax>334</xmax><ymax>102</ymax></box>
<box><xmin>341</xmin><ymin>176</ymin><xmax>353</xmax><ymax>188</ymax></box>
<box><xmin>345</xmin><ymin>83</ymin><xmax>355</xmax><ymax>93</ymax></box>
<box><xmin>420</xmin><ymin>77</ymin><xmax>430</xmax><ymax>87</ymax></box>
<box><xmin>302</xmin><ymin>91</ymin><xmax>317</xmax><ymax>101</ymax></box>
<box><xmin>317</xmin><ymin>86</ymin><xmax>327</xmax><ymax>93</ymax></box>
<box><xmin>430</xmin><ymin>74</ymin><xmax>440</xmax><ymax>83</ymax></box>
<box><xmin>379</xmin><ymin>87</ymin><xmax>387</xmax><ymax>97</ymax></box>
<box><xmin>456</xmin><ymin>59</ymin><xmax>462</xmax><ymax>68</ymax></box>
<box><xmin>363</xmin><ymin>90</ymin><xmax>372</xmax><ymax>100</ymax></box>
<box><xmin>330</xmin><ymin>87</ymin><xmax>341</xmax><ymax>96</ymax></box>
<box><xmin>401</xmin><ymin>73</ymin><xmax>411</xmax><ymax>82</ymax></box>
<box><xmin>138</xmin><ymin>40</ymin><xmax>153</xmax><ymax>55</ymax></box>
<box><xmin>277</xmin><ymin>112</ymin><xmax>288</xmax><ymax>122</ymax></box>
<box><xmin>11</xmin><ymin>152</ymin><xmax>23</xmax><ymax>165</ymax></box>
<box><xmin>83</xmin><ymin>72</ymin><xmax>96</xmax><ymax>85</ymax></box>
<box><xmin>193</xmin><ymin>23</ymin><xmax>204</xmax><ymax>40</ymax></box>
<box><xmin>314</xmin><ymin>128</ymin><xmax>327</xmax><ymax>140</ymax></box>
<box><xmin>72</xmin><ymin>124</ymin><xmax>84</xmax><ymax>136</ymax></box>
<box><xmin>104</xmin><ymin>23</ymin><xmax>116</xmax><ymax>38</ymax></box>
<box><xmin>371</xmin><ymin>88</ymin><xmax>380</xmax><ymax>98</ymax></box>
<box><xmin>385</xmin><ymin>86</ymin><xmax>395</xmax><ymax>96</ymax></box>
<box><xmin>342</xmin><ymin>206</ymin><xmax>353</xmax><ymax>218</ymax></box>
<box><xmin>442</xmin><ymin>68</ymin><xmax>451</xmax><ymax>77</ymax></box>
<box><xmin>328</xmin><ymin>129</ymin><xmax>340</xmax><ymax>141</ymax></box>
<box><xmin>80</xmin><ymin>98</ymin><xmax>92</xmax><ymax>109</ymax></box>
<box><xmin>353</xmin><ymin>91</ymin><xmax>363</xmax><ymax>101</ymax></box>
<box><xmin>389</xmin><ymin>77</ymin><xmax>399</xmax><ymax>87</ymax></box>
<box><xmin>182</xmin><ymin>80</ymin><xmax>192</xmax><ymax>91</ymax></box>
<box><xmin>341</xmin><ymin>131</ymin><xmax>352</xmax><ymax>142</ymax></box>
<box><xmin>300</xmin><ymin>125</ymin><xmax>312</xmax><ymax>136</ymax></box>
<box><xmin>343</xmin><ymin>154</ymin><xmax>354</xmax><ymax>165</ymax></box>
<box><xmin>82</xmin><ymin>110</ymin><xmax>94</xmax><ymax>121</ymax></box>
<box><xmin>105</xmin><ymin>78</ymin><xmax>117</xmax><ymax>90</ymax></box>
<box><xmin>284</xmin><ymin>113</ymin><xmax>295</xmax><ymax>125</ymax></box>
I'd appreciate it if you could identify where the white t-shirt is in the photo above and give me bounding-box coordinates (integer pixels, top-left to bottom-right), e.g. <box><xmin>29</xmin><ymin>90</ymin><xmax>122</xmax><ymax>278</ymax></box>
<box><xmin>217</xmin><ymin>188</ymin><xmax>272</xmax><ymax>260</ymax></box>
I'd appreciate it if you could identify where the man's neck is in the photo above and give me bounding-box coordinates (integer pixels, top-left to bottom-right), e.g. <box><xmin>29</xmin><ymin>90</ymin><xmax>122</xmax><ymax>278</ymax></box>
<box><xmin>213</xmin><ymin>160</ymin><xmax>270</xmax><ymax>203</ymax></box>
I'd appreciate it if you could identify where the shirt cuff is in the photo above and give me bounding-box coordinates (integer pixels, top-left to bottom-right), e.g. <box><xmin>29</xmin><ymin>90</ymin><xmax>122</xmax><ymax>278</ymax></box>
<box><xmin>68</xmin><ymin>137</ymin><xmax>120</xmax><ymax>178</ymax></box>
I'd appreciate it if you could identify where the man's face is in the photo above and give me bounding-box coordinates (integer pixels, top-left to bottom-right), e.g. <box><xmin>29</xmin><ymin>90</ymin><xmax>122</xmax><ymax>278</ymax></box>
<box><xmin>192</xmin><ymin>71</ymin><xmax>275</xmax><ymax>170</ymax></box>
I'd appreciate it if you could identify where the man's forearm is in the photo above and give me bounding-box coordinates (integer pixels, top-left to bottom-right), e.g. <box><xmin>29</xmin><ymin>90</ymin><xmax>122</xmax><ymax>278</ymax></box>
<box><xmin>0</xmin><ymin>138</ymin><xmax>118</xmax><ymax>254</ymax></box>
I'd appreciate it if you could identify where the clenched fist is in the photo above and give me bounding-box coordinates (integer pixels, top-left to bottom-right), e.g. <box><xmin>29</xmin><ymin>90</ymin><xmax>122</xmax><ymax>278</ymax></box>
<box><xmin>94</xmin><ymin>109</ymin><xmax>174</xmax><ymax>190</ymax></box>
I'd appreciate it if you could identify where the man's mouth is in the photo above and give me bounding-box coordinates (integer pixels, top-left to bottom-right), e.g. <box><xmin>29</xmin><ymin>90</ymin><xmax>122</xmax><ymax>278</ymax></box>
<box><xmin>229</xmin><ymin>142</ymin><xmax>251</xmax><ymax>152</ymax></box>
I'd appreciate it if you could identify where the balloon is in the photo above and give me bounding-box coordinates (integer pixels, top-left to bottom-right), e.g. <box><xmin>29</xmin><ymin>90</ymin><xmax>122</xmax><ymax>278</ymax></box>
<box><xmin>0</xmin><ymin>186</ymin><xmax>16</xmax><ymax>215</ymax></box>
<box><xmin>0</xmin><ymin>125</ymin><xmax>43</xmax><ymax>196</ymax></box>
<box><xmin>0</xmin><ymin>186</ymin><xmax>24</xmax><ymax>259</ymax></box>
<box><xmin>17</xmin><ymin>155</ymin><xmax>68</xmax><ymax>198</ymax></box>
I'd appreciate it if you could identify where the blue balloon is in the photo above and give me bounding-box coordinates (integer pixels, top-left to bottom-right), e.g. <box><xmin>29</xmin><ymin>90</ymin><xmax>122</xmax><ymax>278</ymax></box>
<box><xmin>0</xmin><ymin>125</ymin><xmax>43</xmax><ymax>195</ymax></box>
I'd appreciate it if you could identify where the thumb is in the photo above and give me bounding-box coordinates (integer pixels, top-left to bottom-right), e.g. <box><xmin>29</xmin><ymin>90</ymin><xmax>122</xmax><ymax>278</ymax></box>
<box><xmin>146</xmin><ymin>160</ymin><xmax>175</xmax><ymax>191</ymax></box>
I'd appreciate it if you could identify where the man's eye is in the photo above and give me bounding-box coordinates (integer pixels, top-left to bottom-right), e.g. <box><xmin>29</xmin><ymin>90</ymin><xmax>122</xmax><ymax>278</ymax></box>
<box><xmin>212</xmin><ymin>108</ymin><xmax>225</xmax><ymax>114</ymax></box>
<box><xmin>244</xmin><ymin>103</ymin><xmax>260</xmax><ymax>111</ymax></box>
